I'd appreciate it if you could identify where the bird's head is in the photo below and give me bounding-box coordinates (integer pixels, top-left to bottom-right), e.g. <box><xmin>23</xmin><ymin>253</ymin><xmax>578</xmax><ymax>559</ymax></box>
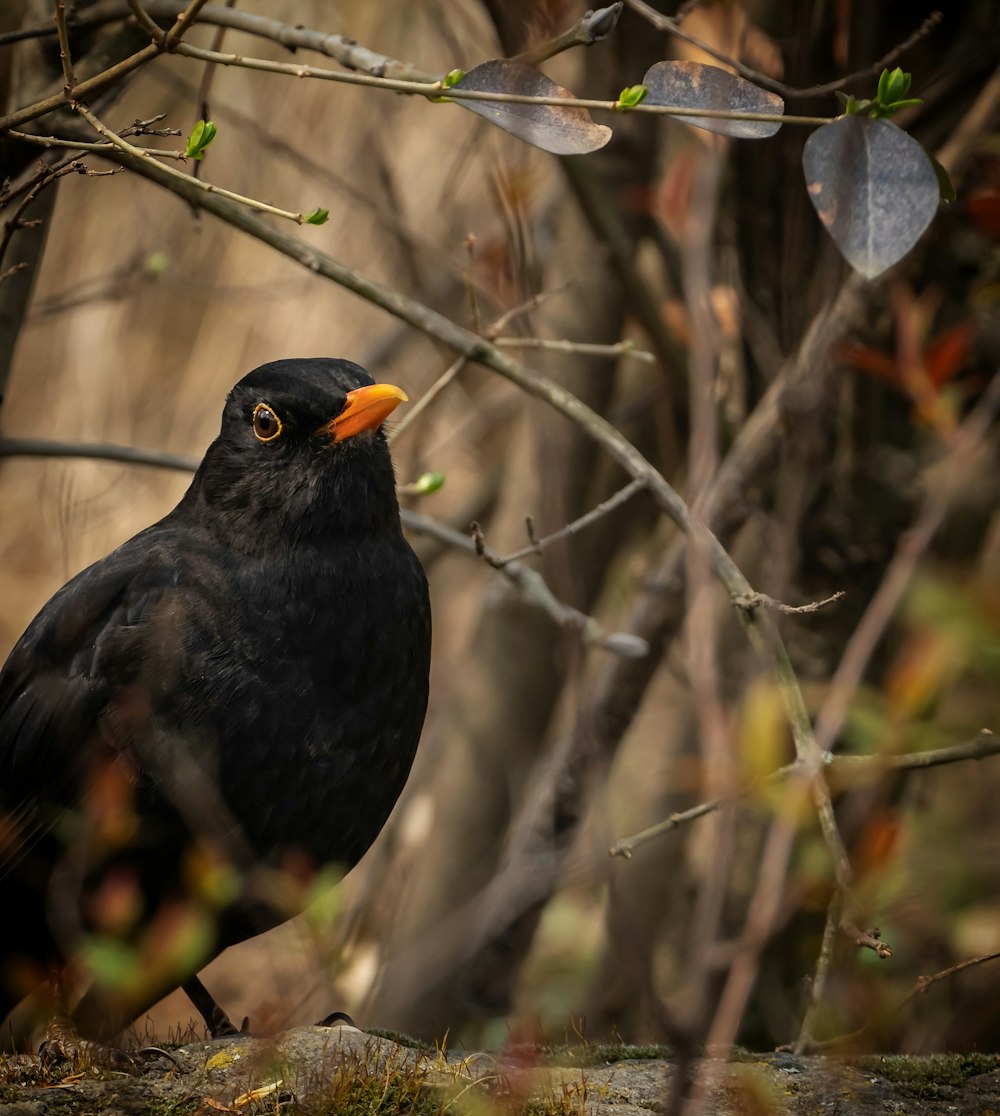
<box><xmin>182</xmin><ymin>358</ymin><xmax>408</xmax><ymax>549</ymax></box>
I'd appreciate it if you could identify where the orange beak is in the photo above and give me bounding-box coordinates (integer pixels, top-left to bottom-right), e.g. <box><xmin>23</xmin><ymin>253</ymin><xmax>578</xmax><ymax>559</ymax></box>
<box><xmin>322</xmin><ymin>383</ymin><xmax>408</xmax><ymax>442</ymax></box>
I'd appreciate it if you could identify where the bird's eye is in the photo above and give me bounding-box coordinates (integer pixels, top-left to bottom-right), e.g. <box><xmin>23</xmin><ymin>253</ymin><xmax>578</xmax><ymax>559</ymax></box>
<box><xmin>252</xmin><ymin>403</ymin><xmax>283</xmax><ymax>443</ymax></box>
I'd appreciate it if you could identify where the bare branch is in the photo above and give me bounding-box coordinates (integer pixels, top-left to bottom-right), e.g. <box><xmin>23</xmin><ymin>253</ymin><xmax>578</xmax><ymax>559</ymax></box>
<box><xmin>734</xmin><ymin>590</ymin><xmax>845</xmax><ymax>616</ymax></box>
<box><xmin>388</xmin><ymin>356</ymin><xmax>467</xmax><ymax>445</ymax></box>
<box><xmin>511</xmin><ymin>3</ymin><xmax>623</xmax><ymax>66</ymax></box>
<box><xmin>0</xmin><ymin>437</ymin><xmax>199</xmax><ymax>471</ymax></box>
<box><xmin>414</xmin><ymin>514</ymin><xmax>647</xmax><ymax>658</ymax></box>
<box><xmin>495</xmin><ymin>336</ymin><xmax>654</xmax><ymax>363</ymax></box>
<box><xmin>609</xmin><ymin>732</ymin><xmax>1000</xmax><ymax>858</ymax></box>
<box><xmin>625</xmin><ymin>0</ymin><xmax>943</xmax><ymax>100</ymax></box>
<box><xmin>73</xmin><ymin>103</ymin><xmax>314</xmax><ymax>224</ymax></box>
<box><xmin>53</xmin><ymin>0</ymin><xmax>77</xmax><ymax>96</ymax></box>
<box><xmin>497</xmin><ymin>479</ymin><xmax>647</xmax><ymax>565</ymax></box>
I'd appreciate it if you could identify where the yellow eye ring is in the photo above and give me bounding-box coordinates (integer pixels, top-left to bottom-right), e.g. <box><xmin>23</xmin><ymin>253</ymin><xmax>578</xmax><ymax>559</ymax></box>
<box><xmin>252</xmin><ymin>402</ymin><xmax>283</xmax><ymax>443</ymax></box>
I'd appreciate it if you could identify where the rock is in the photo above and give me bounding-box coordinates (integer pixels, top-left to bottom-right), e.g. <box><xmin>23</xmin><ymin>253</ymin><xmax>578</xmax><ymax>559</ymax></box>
<box><xmin>1</xmin><ymin>1030</ymin><xmax>998</xmax><ymax>1115</ymax></box>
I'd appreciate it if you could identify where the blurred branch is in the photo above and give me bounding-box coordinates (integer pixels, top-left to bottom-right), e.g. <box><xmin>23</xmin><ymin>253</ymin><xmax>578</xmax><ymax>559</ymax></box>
<box><xmin>495</xmin><ymin>337</ymin><xmax>654</xmax><ymax>363</ymax></box>
<box><xmin>624</xmin><ymin>0</ymin><xmax>944</xmax><ymax>99</ymax></box>
<box><xmin>0</xmin><ymin>436</ymin><xmax>199</xmax><ymax>471</ymax></box>
<box><xmin>812</xmin><ymin>370</ymin><xmax>1000</xmax><ymax>758</ymax></box>
<box><xmin>795</xmin><ymin>949</ymin><xmax>1000</xmax><ymax>1053</ymax></box>
<box><xmin>496</xmin><ymin>479</ymin><xmax>647</xmax><ymax>565</ymax></box>
<box><xmin>388</xmin><ymin>356</ymin><xmax>467</xmax><ymax>445</ymax></box>
<box><xmin>609</xmin><ymin>732</ymin><xmax>1000</xmax><ymax>858</ymax></box>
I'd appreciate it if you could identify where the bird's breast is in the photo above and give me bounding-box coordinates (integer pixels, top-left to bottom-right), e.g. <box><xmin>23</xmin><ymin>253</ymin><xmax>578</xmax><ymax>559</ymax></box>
<box><xmin>182</xmin><ymin>539</ymin><xmax>429</xmax><ymax>872</ymax></box>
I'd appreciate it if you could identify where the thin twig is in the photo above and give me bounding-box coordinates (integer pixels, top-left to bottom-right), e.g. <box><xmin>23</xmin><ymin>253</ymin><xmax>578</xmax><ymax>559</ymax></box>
<box><xmin>511</xmin><ymin>3</ymin><xmax>623</xmax><ymax>66</ymax></box>
<box><xmin>0</xmin><ymin>437</ymin><xmax>199</xmax><ymax>471</ymax></box>
<box><xmin>495</xmin><ymin>337</ymin><xmax>655</xmax><ymax>363</ymax></box>
<box><xmin>9</xmin><ymin>129</ymin><xmax>187</xmax><ymax>158</ymax></box>
<box><xmin>53</xmin><ymin>0</ymin><xmax>76</xmax><ymax>96</ymax></box>
<box><xmin>734</xmin><ymin>589</ymin><xmax>845</xmax><ymax>615</ymax></box>
<box><xmin>412</xmin><ymin>513</ymin><xmax>647</xmax><ymax>658</ymax></box>
<box><xmin>625</xmin><ymin>0</ymin><xmax>943</xmax><ymax>100</ymax></box>
<box><xmin>0</xmin><ymin>162</ymin><xmax>87</xmax><ymax>272</ymax></box>
<box><xmin>73</xmin><ymin>103</ymin><xmax>315</xmax><ymax>224</ymax></box>
<box><xmin>387</xmin><ymin>356</ymin><xmax>467</xmax><ymax>445</ymax></box>
<box><xmin>793</xmin><ymin>950</ymin><xmax>1000</xmax><ymax>1053</ymax></box>
<box><xmin>497</xmin><ymin>479</ymin><xmax>647</xmax><ymax>565</ymax></box>
<box><xmin>169</xmin><ymin>42</ymin><xmax>832</xmax><ymax>125</ymax></box>
<box><xmin>0</xmin><ymin>4</ymin><xmax>832</xmax><ymax>136</ymax></box>
<box><xmin>609</xmin><ymin>732</ymin><xmax>1000</xmax><ymax>857</ymax></box>
<box><xmin>483</xmin><ymin>288</ymin><xmax>568</xmax><ymax>340</ymax></box>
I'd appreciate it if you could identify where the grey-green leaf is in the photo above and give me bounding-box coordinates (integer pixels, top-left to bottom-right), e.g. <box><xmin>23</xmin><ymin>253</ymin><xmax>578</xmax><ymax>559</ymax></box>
<box><xmin>803</xmin><ymin>115</ymin><xmax>939</xmax><ymax>278</ymax></box>
<box><xmin>642</xmin><ymin>61</ymin><xmax>784</xmax><ymax>138</ymax></box>
<box><xmin>452</xmin><ymin>60</ymin><xmax>611</xmax><ymax>155</ymax></box>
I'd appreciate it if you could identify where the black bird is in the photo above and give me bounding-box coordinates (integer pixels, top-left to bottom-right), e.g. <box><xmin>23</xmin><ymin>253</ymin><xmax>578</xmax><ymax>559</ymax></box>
<box><xmin>0</xmin><ymin>358</ymin><xmax>431</xmax><ymax>1048</ymax></box>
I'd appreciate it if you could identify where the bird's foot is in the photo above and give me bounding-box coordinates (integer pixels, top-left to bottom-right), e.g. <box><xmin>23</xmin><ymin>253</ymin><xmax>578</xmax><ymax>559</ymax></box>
<box><xmin>316</xmin><ymin>1010</ymin><xmax>356</xmax><ymax>1028</ymax></box>
<box><xmin>39</xmin><ymin>1015</ymin><xmax>176</xmax><ymax>1072</ymax></box>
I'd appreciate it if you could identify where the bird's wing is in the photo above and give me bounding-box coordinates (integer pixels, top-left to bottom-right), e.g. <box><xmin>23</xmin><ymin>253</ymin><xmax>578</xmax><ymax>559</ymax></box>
<box><xmin>0</xmin><ymin>529</ymin><xmax>185</xmax><ymax>879</ymax></box>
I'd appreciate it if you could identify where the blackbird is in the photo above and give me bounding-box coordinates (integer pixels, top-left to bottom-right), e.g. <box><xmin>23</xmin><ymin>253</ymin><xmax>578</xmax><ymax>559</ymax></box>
<box><xmin>0</xmin><ymin>358</ymin><xmax>431</xmax><ymax>1048</ymax></box>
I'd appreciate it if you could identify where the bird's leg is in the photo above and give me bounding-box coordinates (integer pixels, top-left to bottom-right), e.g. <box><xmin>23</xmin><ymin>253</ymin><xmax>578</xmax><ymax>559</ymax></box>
<box><xmin>182</xmin><ymin>975</ymin><xmax>249</xmax><ymax>1039</ymax></box>
<box><xmin>38</xmin><ymin>971</ymin><xmax>139</xmax><ymax>1070</ymax></box>
<box><xmin>39</xmin><ymin>971</ymin><xmax>177</xmax><ymax>1071</ymax></box>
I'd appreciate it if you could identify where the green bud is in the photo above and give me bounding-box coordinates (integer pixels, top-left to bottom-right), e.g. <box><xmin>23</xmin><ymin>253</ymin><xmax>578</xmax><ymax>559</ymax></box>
<box><xmin>304</xmin><ymin>208</ymin><xmax>329</xmax><ymax>226</ymax></box>
<box><xmin>616</xmin><ymin>84</ymin><xmax>648</xmax><ymax>111</ymax></box>
<box><xmin>412</xmin><ymin>471</ymin><xmax>445</xmax><ymax>495</ymax></box>
<box><xmin>184</xmin><ymin>119</ymin><xmax>217</xmax><ymax>160</ymax></box>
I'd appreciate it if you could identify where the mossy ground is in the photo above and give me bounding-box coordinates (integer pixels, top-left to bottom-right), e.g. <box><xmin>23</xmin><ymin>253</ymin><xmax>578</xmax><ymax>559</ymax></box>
<box><xmin>854</xmin><ymin>1052</ymin><xmax>1000</xmax><ymax>1099</ymax></box>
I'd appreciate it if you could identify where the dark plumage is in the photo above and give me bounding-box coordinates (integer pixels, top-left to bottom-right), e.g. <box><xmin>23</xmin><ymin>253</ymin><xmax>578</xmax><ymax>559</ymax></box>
<box><xmin>0</xmin><ymin>358</ymin><xmax>430</xmax><ymax>1043</ymax></box>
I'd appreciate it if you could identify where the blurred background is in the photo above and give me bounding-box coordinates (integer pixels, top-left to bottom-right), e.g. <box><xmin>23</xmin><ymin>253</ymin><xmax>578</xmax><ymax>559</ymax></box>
<box><xmin>1</xmin><ymin>0</ymin><xmax>999</xmax><ymax>1055</ymax></box>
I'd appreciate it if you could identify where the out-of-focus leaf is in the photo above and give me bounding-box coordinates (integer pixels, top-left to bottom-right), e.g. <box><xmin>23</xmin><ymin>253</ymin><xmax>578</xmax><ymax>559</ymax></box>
<box><xmin>929</xmin><ymin>154</ymin><xmax>957</xmax><ymax>203</ymax></box>
<box><xmin>642</xmin><ymin>61</ymin><xmax>784</xmax><ymax>138</ymax></box>
<box><xmin>803</xmin><ymin>115</ymin><xmax>939</xmax><ymax>278</ymax></box>
<box><xmin>452</xmin><ymin>60</ymin><xmax>611</xmax><ymax>155</ymax></box>
<box><xmin>925</xmin><ymin>322</ymin><xmax>973</xmax><ymax>388</ymax></box>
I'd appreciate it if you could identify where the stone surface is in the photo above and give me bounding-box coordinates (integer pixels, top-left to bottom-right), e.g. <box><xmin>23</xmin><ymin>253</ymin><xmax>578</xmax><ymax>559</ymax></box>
<box><xmin>1</xmin><ymin>1028</ymin><xmax>999</xmax><ymax>1115</ymax></box>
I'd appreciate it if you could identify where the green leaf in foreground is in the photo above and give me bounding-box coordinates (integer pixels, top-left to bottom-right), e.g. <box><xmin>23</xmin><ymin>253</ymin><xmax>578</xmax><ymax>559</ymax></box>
<box><xmin>304</xmin><ymin>207</ymin><xmax>329</xmax><ymax>226</ymax></box>
<box><xmin>184</xmin><ymin>119</ymin><xmax>217</xmax><ymax>160</ymax></box>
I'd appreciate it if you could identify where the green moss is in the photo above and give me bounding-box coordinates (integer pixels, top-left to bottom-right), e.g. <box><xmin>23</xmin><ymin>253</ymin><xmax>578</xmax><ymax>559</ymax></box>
<box><xmin>854</xmin><ymin>1053</ymin><xmax>1000</xmax><ymax>1098</ymax></box>
<box><xmin>365</xmin><ymin>1028</ymin><xmax>431</xmax><ymax>1051</ymax></box>
<box><xmin>547</xmin><ymin>1042</ymin><xmax>670</xmax><ymax>1066</ymax></box>
<box><xmin>309</xmin><ymin>1059</ymin><xmax>450</xmax><ymax>1115</ymax></box>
